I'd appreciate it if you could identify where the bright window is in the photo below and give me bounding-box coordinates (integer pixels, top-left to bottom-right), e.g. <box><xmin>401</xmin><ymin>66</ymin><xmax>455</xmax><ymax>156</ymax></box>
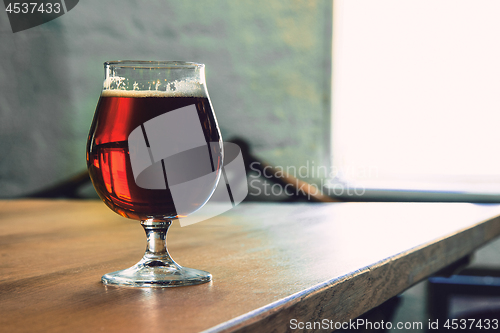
<box><xmin>331</xmin><ymin>0</ymin><xmax>500</xmax><ymax>194</ymax></box>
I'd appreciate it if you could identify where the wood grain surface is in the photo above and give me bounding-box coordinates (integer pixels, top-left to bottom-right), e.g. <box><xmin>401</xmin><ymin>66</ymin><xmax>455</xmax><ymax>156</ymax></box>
<box><xmin>1</xmin><ymin>200</ymin><xmax>500</xmax><ymax>333</ymax></box>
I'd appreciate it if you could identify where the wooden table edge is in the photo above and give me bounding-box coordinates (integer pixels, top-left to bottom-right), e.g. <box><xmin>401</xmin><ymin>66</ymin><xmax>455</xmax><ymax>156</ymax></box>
<box><xmin>203</xmin><ymin>213</ymin><xmax>500</xmax><ymax>333</ymax></box>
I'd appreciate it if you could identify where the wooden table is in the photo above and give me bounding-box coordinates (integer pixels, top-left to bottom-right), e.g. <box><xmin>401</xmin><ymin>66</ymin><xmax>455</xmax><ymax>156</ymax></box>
<box><xmin>2</xmin><ymin>200</ymin><xmax>500</xmax><ymax>332</ymax></box>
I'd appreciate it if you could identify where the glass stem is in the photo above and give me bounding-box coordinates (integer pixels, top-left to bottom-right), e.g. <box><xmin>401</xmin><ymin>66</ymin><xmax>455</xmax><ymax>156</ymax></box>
<box><xmin>140</xmin><ymin>219</ymin><xmax>179</xmax><ymax>268</ymax></box>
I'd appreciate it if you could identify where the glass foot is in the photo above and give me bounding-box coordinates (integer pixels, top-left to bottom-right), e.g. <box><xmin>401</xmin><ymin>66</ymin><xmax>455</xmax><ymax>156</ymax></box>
<box><xmin>102</xmin><ymin>259</ymin><xmax>212</xmax><ymax>287</ymax></box>
<box><xmin>102</xmin><ymin>219</ymin><xmax>211</xmax><ymax>287</ymax></box>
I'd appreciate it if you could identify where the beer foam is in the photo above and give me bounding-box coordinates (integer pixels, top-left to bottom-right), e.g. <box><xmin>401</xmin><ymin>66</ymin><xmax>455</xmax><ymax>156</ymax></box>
<box><xmin>101</xmin><ymin>79</ymin><xmax>207</xmax><ymax>98</ymax></box>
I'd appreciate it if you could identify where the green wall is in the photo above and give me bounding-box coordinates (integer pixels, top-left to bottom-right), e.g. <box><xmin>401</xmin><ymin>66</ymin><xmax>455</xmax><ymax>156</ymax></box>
<box><xmin>0</xmin><ymin>0</ymin><xmax>332</xmax><ymax>197</ymax></box>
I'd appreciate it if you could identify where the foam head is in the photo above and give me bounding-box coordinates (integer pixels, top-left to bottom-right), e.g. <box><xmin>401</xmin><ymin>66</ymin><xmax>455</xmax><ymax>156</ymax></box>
<box><xmin>101</xmin><ymin>79</ymin><xmax>207</xmax><ymax>98</ymax></box>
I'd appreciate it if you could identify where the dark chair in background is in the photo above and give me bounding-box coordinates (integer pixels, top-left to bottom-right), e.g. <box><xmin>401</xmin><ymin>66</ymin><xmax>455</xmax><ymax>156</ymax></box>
<box><xmin>427</xmin><ymin>266</ymin><xmax>500</xmax><ymax>333</ymax></box>
<box><xmin>25</xmin><ymin>137</ymin><xmax>338</xmax><ymax>203</ymax></box>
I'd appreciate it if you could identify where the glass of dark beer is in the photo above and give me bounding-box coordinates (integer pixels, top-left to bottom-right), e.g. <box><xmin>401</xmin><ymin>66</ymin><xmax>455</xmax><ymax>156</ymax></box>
<box><xmin>87</xmin><ymin>61</ymin><xmax>223</xmax><ymax>287</ymax></box>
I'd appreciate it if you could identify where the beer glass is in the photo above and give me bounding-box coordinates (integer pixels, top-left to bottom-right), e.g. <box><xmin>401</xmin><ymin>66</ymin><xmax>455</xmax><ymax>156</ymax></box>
<box><xmin>86</xmin><ymin>61</ymin><xmax>223</xmax><ymax>287</ymax></box>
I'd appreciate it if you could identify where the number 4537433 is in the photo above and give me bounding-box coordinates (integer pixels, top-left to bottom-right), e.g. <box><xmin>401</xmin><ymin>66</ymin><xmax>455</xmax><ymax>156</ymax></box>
<box><xmin>443</xmin><ymin>318</ymin><xmax>499</xmax><ymax>330</ymax></box>
<box><xmin>5</xmin><ymin>2</ymin><xmax>61</xmax><ymax>14</ymax></box>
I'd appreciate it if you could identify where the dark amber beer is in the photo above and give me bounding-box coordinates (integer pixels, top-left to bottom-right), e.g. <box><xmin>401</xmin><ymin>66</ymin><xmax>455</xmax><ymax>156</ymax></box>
<box><xmin>87</xmin><ymin>90</ymin><xmax>222</xmax><ymax>221</ymax></box>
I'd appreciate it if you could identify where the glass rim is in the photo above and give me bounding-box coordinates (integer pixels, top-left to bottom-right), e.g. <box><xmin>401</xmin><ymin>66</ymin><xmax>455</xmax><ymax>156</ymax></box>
<box><xmin>104</xmin><ymin>60</ymin><xmax>205</xmax><ymax>69</ymax></box>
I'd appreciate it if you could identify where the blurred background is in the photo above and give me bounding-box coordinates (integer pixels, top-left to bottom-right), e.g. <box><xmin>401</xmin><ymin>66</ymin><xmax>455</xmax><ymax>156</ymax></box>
<box><xmin>0</xmin><ymin>0</ymin><xmax>332</xmax><ymax>198</ymax></box>
<box><xmin>3</xmin><ymin>0</ymin><xmax>500</xmax><ymax>201</ymax></box>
